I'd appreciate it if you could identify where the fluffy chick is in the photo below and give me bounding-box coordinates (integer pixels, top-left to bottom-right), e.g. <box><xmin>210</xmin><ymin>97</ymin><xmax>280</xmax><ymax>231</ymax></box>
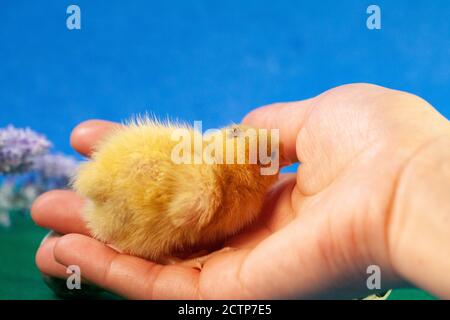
<box><xmin>73</xmin><ymin>118</ymin><xmax>280</xmax><ymax>263</ymax></box>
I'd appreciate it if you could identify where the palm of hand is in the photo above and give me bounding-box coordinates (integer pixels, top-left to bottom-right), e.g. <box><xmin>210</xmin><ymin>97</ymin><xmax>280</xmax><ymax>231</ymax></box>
<box><xmin>33</xmin><ymin>84</ymin><xmax>444</xmax><ymax>299</ymax></box>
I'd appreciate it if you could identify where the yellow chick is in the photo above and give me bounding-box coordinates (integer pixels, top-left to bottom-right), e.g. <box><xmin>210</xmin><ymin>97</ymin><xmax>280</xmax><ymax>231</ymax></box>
<box><xmin>73</xmin><ymin>118</ymin><xmax>280</xmax><ymax>264</ymax></box>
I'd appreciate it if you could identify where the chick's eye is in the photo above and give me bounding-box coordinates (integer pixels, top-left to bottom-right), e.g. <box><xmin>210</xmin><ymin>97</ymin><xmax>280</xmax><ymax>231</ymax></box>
<box><xmin>228</xmin><ymin>127</ymin><xmax>241</xmax><ymax>138</ymax></box>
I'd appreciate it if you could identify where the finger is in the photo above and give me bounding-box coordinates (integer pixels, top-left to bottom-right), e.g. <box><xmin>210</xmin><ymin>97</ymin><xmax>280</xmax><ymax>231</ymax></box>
<box><xmin>35</xmin><ymin>233</ymin><xmax>68</xmax><ymax>279</ymax></box>
<box><xmin>242</xmin><ymin>99</ymin><xmax>315</xmax><ymax>165</ymax></box>
<box><xmin>31</xmin><ymin>190</ymin><xmax>90</xmax><ymax>236</ymax></box>
<box><xmin>36</xmin><ymin>233</ymin><xmax>101</xmax><ymax>289</ymax></box>
<box><xmin>70</xmin><ymin>120</ymin><xmax>120</xmax><ymax>157</ymax></box>
<box><xmin>53</xmin><ymin>234</ymin><xmax>200</xmax><ymax>300</ymax></box>
<box><xmin>199</xmin><ymin>219</ymin><xmax>353</xmax><ymax>299</ymax></box>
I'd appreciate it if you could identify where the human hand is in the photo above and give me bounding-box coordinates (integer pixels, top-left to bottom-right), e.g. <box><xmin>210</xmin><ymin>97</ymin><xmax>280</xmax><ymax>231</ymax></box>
<box><xmin>32</xmin><ymin>83</ymin><xmax>450</xmax><ymax>299</ymax></box>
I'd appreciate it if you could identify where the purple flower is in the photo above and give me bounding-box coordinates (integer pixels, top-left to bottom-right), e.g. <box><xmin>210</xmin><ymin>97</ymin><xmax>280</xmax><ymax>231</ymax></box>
<box><xmin>0</xmin><ymin>125</ymin><xmax>52</xmax><ymax>173</ymax></box>
<box><xmin>32</xmin><ymin>153</ymin><xmax>78</xmax><ymax>180</ymax></box>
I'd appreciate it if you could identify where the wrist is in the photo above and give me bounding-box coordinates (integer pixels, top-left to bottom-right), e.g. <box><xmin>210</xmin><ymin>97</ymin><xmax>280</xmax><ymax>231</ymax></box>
<box><xmin>388</xmin><ymin>134</ymin><xmax>450</xmax><ymax>298</ymax></box>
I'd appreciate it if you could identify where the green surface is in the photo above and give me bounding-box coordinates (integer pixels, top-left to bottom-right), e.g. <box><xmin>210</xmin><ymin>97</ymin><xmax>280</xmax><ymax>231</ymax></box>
<box><xmin>388</xmin><ymin>288</ymin><xmax>436</xmax><ymax>300</ymax></box>
<box><xmin>0</xmin><ymin>214</ymin><xmax>437</xmax><ymax>300</ymax></box>
<box><xmin>0</xmin><ymin>214</ymin><xmax>118</xmax><ymax>300</ymax></box>
<box><xmin>0</xmin><ymin>214</ymin><xmax>55</xmax><ymax>299</ymax></box>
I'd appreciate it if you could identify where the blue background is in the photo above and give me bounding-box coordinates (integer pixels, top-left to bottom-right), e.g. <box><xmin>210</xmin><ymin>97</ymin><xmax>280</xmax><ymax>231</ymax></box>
<box><xmin>1</xmin><ymin>0</ymin><xmax>449</xmax><ymax>158</ymax></box>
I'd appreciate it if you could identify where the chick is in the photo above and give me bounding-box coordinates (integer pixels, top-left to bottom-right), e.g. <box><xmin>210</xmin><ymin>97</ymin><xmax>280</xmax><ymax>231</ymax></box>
<box><xmin>73</xmin><ymin>118</ymin><xmax>280</xmax><ymax>265</ymax></box>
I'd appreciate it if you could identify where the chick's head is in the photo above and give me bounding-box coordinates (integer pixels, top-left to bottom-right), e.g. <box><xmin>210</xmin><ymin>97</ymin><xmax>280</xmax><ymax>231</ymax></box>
<box><xmin>201</xmin><ymin>124</ymin><xmax>281</xmax><ymax>194</ymax></box>
<box><xmin>223</xmin><ymin>124</ymin><xmax>281</xmax><ymax>175</ymax></box>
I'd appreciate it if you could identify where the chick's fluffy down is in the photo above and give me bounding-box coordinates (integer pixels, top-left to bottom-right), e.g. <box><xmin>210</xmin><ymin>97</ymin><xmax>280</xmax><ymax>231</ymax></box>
<box><xmin>73</xmin><ymin>119</ymin><xmax>278</xmax><ymax>263</ymax></box>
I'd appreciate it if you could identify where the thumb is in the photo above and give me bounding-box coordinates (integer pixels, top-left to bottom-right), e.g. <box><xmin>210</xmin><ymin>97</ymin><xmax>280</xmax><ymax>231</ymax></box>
<box><xmin>242</xmin><ymin>99</ymin><xmax>314</xmax><ymax>165</ymax></box>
